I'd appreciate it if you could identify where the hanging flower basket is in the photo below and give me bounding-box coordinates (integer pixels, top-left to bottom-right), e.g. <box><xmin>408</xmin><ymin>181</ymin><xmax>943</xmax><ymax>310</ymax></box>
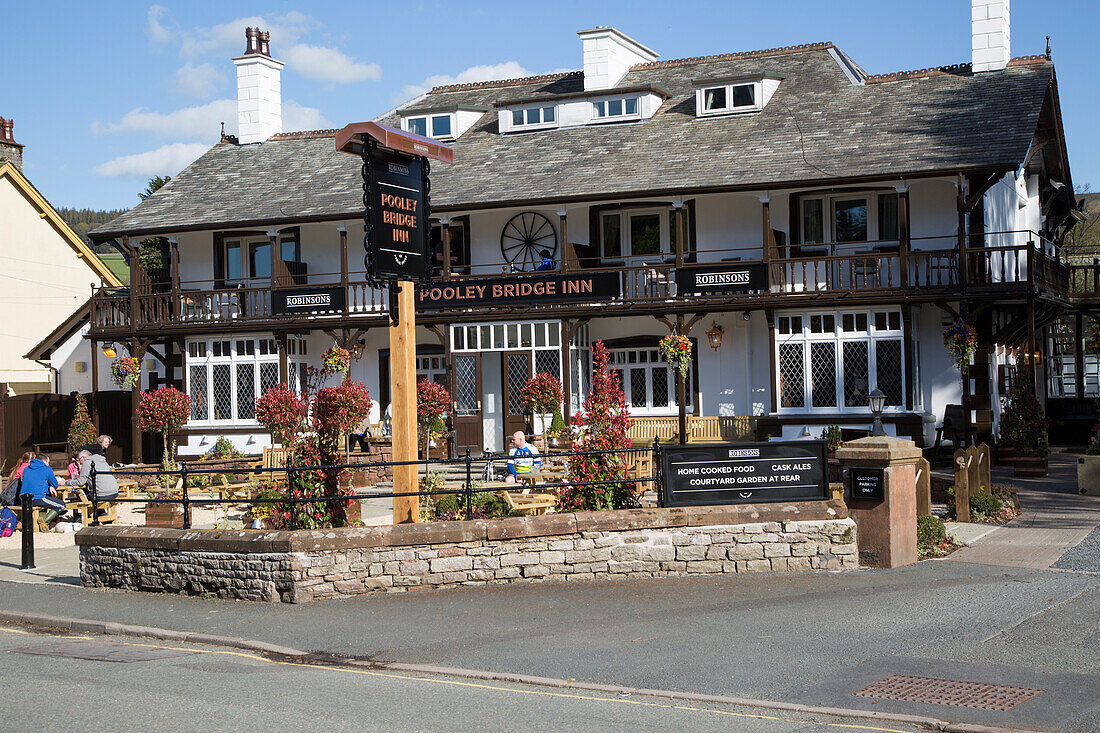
<box><xmin>321</xmin><ymin>346</ymin><xmax>351</xmax><ymax>377</ymax></box>
<box><xmin>110</xmin><ymin>356</ymin><xmax>141</xmax><ymax>389</ymax></box>
<box><xmin>658</xmin><ymin>334</ymin><xmax>692</xmax><ymax>379</ymax></box>
<box><xmin>942</xmin><ymin>323</ymin><xmax>978</xmax><ymax>373</ymax></box>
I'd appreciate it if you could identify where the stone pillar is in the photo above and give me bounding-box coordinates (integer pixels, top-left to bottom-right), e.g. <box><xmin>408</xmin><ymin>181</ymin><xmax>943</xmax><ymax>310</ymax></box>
<box><xmin>834</xmin><ymin>436</ymin><xmax>920</xmax><ymax>569</ymax></box>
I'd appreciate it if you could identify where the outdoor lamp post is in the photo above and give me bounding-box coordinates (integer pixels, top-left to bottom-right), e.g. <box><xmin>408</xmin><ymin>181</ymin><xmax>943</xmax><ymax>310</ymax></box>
<box><xmin>869</xmin><ymin>388</ymin><xmax>886</xmax><ymax>437</ymax></box>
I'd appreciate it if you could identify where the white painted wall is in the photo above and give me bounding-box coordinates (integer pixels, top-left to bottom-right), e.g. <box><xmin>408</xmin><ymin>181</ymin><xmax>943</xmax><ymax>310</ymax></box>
<box><xmin>0</xmin><ymin>174</ymin><xmax>107</xmax><ymax>393</ymax></box>
<box><xmin>579</xmin><ymin>28</ymin><xmax>658</xmax><ymax>91</ymax></box>
<box><xmin>233</xmin><ymin>52</ymin><xmax>284</xmax><ymax>144</ymax></box>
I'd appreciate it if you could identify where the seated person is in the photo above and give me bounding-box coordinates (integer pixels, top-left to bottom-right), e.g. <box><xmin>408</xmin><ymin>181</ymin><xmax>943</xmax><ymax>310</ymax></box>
<box><xmin>347</xmin><ymin>414</ymin><xmax>372</xmax><ymax>453</ymax></box>
<box><xmin>81</xmin><ymin>434</ymin><xmax>112</xmax><ymax>459</ymax></box>
<box><xmin>535</xmin><ymin>249</ymin><xmax>556</xmax><ymax>271</ymax></box>
<box><xmin>505</xmin><ymin>431</ymin><xmax>541</xmax><ymax>483</ymax></box>
<box><xmin>66</xmin><ymin>450</ymin><xmax>119</xmax><ymax>502</ymax></box>
<box><xmin>8</xmin><ymin>451</ymin><xmax>32</xmax><ymax>481</ymax></box>
<box><xmin>20</xmin><ymin>452</ymin><xmax>67</xmax><ymax>526</ymax></box>
<box><xmin>66</xmin><ymin>454</ymin><xmax>81</xmax><ymax>481</ymax></box>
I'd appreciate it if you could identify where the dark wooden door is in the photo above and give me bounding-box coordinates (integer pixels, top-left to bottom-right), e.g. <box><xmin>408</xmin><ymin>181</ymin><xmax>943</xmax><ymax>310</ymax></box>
<box><xmin>452</xmin><ymin>354</ymin><xmax>483</xmax><ymax>455</ymax></box>
<box><xmin>503</xmin><ymin>351</ymin><xmax>532</xmax><ymax>440</ymax></box>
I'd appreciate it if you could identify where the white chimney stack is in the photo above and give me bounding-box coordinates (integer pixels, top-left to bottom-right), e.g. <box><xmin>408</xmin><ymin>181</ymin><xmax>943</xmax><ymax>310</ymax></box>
<box><xmin>577</xmin><ymin>27</ymin><xmax>658</xmax><ymax>91</ymax></box>
<box><xmin>233</xmin><ymin>27</ymin><xmax>284</xmax><ymax>144</ymax></box>
<box><xmin>972</xmin><ymin>0</ymin><xmax>1010</xmax><ymax>72</ymax></box>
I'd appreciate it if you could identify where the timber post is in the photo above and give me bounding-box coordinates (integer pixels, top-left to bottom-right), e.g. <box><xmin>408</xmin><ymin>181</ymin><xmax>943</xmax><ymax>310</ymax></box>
<box><xmin>390</xmin><ymin>281</ymin><xmax>419</xmax><ymax>523</ymax></box>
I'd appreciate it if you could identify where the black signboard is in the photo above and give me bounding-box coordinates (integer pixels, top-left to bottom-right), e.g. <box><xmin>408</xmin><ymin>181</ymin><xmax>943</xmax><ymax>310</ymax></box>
<box><xmin>675</xmin><ymin>263</ymin><xmax>766</xmax><ymax>296</ymax></box>
<box><xmin>272</xmin><ymin>286</ymin><xmax>347</xmax><ymax>316</ymax></box>
<box><xmin>847</xmin><ymin>467</ymin><xmax>885</xmax><ymax>501</ymax></box>
<box><xmin>416</xmin><ymin>272</ymin><xmax>621</xmax><ymax>310</ymax></box>
<box><xmin>365</xmin><ymin>144</ymin><xmax>430</xmax><ymax>282</ymax></box>
<box><xmin>661</xmin><ymin>440</ymin><xmax>828</xmax><ymax>507</ymax></box>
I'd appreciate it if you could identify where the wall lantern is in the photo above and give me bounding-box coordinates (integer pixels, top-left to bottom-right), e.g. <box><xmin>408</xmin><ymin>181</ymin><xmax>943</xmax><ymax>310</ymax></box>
<box><xmin>101</xmin><ymin>343</ymin><xmax>117</xmax><ymax>358</ymax></box>
<box><xmin>706</xmin><ymin>321</ymin><xmax>724</xmax><ymax>351</ymax></box>
<box><xmin>868</xmin><ymin>388</ymin><xmax>886</xmax><ymax>437</ymax></box>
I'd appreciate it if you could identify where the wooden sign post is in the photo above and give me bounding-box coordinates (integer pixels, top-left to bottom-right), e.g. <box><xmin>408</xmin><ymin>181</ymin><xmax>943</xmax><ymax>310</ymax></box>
<box><xmin>390</xmin><ymin>281</ymin><xmax>418</xmax><ymax>523</ymax></box>
<box><xmin>336</xmin><ymin>122</ymin><xmax>453</xmax><ymax>525</ymax></box>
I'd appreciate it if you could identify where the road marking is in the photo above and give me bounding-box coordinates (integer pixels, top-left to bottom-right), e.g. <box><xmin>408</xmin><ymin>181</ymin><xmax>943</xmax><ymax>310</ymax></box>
<box><xmin>1</xmin><ymin>628</ymin><xmax>912</xmax><ymax>732</ymax></box>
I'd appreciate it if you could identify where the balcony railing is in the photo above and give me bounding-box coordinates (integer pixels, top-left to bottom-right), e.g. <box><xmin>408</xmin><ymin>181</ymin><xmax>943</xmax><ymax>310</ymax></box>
<box><xmin>88</xmin><ymin>231</ymin><xmax>1081</xmax><ymax>334</ymax></box>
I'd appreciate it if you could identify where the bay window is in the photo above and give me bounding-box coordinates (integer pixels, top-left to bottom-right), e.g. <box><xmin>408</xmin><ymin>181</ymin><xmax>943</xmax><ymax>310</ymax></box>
<box><xmin>187</xmin><ymin>337</ymin><xmax>306</xmax><ymax>424</ymax></box>
<box><xmin>776</xmin><ymin>310</ymin><xmax>904</xmax><ymax>413</ymax></box>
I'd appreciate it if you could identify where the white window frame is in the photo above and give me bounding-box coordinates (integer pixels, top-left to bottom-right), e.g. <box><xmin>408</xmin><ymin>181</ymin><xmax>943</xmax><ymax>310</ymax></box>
<box><xmin>402</xmin><ymin>113</ymin><xmax>455</xmax><ymax>140</ymax></box>
<box><xmin>696</xmin><ymin>82</ymin><xmax>762</xmax><ymax>116</ymax></box>
<box><xmin>508</xmin><ymin>104</ymin><xmax>558</xmax><ymax>131</ymax></box>
<box><xmin>185</xmin><ymin>337</ymin><xmax>305</xmax><ymax>426</ymax></box>
<box><xmin>799</xmin><ymin>191</ymin><xmax>902</xmax><ymax>247</ymax></box>
<box><xmin>609</xmin><ymin>348</ymin><xmax>693</xmax><ymax>416</ymax></box>
<box><xmin>774</xmin><ymin>310</ymin><xmax>905</xmax><ymax>415</ymax></box>
<box><xmin>590</xmin><ymin>95</ymin><xmax>642</xmax><ymax>123</ymax></box>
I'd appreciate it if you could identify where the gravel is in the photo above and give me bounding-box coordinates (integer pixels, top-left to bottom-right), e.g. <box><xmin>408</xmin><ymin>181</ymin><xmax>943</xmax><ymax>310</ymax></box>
<box><xmin>1053</xmin><ymin>524</ymin><xmax>1100</xmax><ymax>572</ymax></box>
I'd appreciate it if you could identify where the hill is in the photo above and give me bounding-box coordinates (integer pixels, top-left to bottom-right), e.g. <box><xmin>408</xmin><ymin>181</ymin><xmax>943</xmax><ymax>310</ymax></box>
<box><xmin>56</xmin><ymin>207</ymin><xmax>127</xmax><ymax>252</ymax></box>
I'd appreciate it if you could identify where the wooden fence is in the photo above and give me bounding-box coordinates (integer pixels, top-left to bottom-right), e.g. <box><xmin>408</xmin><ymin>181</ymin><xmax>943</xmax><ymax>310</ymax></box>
<box><xmin>627</xmin><ymin>416</ymin><xmax>756</xmax><ymax>444</ymax></box>
<box><xmin>952</xmin><ymin>443</ymin><xmax>992</xmax><ymax>523</ymax></box>
<box><xmin>0</xmin><ymin>390</ymin><xmax>132</xmax><ymax>469</ymax></box>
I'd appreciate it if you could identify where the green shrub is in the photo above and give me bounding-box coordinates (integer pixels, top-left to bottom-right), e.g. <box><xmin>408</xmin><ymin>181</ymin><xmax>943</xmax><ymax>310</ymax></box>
<box><xmin>211</xmin><ymin>436</ymin><xmax>241</xmax><ymax>459</ymax></box>
<box><xmin>435</xmin><ymin>494</ymin><xmax>462</xmax><ymax>517</ymax></box>
<box><xmin>969</xmin><ymin>492</ymin><xmax>1003</xmax><ymax>521</ymax></box>
<box><xmin>917</xmin><ymin>514</ymin><xmax>947</xmax><ymax>547</ymax></box>
<box><xmin>186</xmin><ymin>473</ymin><xmax>211</xmax><ymax>489</ymax></box>
<box><xmin>820</xmin><ymin>425</ymin><xmax>843</xmax><ymax>452</ymax></box>
<box><xmin>473</xmin><ymin>490</ymin><xmax>511</xmax><ymax>518</ymax></box>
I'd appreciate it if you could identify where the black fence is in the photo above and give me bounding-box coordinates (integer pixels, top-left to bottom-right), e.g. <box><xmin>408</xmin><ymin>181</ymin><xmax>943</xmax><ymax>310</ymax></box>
<box><xmin>17</xmin><ymin>443</ymin><xmax>662</xmax><ymax>570</ymax></box>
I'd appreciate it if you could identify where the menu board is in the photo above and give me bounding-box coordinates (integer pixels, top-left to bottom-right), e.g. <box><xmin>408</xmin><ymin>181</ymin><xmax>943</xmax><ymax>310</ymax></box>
<box><xmin>661</xmin><ymin>441</ymin><xmax>828</xmax><ymax>507</ymax></box>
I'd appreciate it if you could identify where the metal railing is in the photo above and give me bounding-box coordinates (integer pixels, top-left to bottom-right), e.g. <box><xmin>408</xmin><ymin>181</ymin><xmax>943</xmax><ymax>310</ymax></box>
<box><xmin>16</xmin><ymin>443</ymin><xmax>665</xmax><ymax>569</ymax></box>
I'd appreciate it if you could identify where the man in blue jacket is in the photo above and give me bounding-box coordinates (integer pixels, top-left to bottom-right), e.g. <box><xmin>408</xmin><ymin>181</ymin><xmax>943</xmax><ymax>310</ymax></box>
<box><xmin>20</xmin><ymin>453</ymin><xmax>66</xmax><ymax>527</ymax></box>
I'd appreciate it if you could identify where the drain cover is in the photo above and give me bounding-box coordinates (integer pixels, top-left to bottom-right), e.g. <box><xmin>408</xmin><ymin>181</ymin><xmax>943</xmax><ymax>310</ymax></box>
<box><xmin>14</xmin><ymin>641</ymin><xmax>196</xmax><ymax>663</ymax></box>
<box><xmin>854</xmin><ymin>674</ymin><xmax>1044</xmax><ymax>711</ymax></box>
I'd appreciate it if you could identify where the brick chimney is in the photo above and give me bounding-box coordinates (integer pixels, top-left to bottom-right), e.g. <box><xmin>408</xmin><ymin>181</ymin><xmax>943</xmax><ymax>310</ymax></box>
<box><xmin>0</xmin><ymin>117</ymin><xmax>23</xmax><ymax>171</ymax></box>
<box><xmin>972</xmin><ymin>0</ymin><xmax>1010</xmax><ymax>72</ymax></box>
<box><xmin>232</xmin><ymin>27</ymin><xmax>284</xmax><ymax>144</ymax></box>
<box><xmin>577</xmin><ymin>27</ymin><xmax>658</xmax><ymax>91</ymax></box>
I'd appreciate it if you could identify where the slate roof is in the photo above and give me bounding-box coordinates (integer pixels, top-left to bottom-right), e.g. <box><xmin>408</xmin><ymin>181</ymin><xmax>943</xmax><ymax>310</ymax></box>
<box><xmin>90</xmin><ymin>44</ymin><xmax>1054</xmax><ymax>240</ymax></box>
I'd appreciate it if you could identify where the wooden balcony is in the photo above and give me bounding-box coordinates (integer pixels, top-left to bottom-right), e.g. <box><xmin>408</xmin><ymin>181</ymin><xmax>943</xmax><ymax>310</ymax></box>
<box><xmin>88</xmin><ymin>232</ymin><xmax>1083</xmax><ymax>338</ymax></box>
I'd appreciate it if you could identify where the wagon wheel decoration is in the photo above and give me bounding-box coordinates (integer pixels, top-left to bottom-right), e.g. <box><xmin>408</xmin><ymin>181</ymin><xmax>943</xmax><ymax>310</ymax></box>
<box><xmin>500</xmin><ymin>212</ymin><xmax>557</xmax><ymax>271</ymax></box>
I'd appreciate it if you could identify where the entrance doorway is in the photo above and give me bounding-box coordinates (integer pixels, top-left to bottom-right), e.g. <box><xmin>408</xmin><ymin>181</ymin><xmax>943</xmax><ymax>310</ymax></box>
<box><xmin>503</xmin><ymin>351</ymin><xmax>532</xmax><ymax>439</ymax></box>
<box><xmin>452</xmin><ymin>354</ymin><xmax>483</xmax><ymax>456</ymax></box>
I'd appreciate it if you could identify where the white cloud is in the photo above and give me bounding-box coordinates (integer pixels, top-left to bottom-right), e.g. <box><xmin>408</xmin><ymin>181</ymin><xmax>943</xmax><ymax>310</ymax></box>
<box><xmin>285</xmin><ymin>44</ymin><xmax>381</xmax><ymax>83</ymax></box>
<box><xmin>92</xmin><ymin>98</ymin><xmax>330</xmax><ymax>140</ymax></box>
<box><xmin>96</xmin><ymin>142</ymin><xmax>210</xmax><ymax>178</ymax></box>
<box><xmin>173</xmin><ymin>62</ymin><xmax>226</xmax><ymax>98</ymax></box>
<box><xmin>400</xmin><ymin>62</ymin><xmax>534</xmax><ymax>100</ymax></box>
<box><xmin>147</xmin><ymin>5</ymin><xmax>173</xmax><ymax>45</ymax></box>
<box><xmin>145</xmin><ymin>6</ymin><xmax>316</xmax><ymax>56</ymax></box>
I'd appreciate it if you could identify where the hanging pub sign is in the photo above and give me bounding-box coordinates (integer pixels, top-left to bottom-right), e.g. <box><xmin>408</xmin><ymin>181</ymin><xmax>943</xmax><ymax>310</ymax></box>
<box><xmin>335</xmin><ymin>122</ymin><xmax>454</xmax><ymax>284</ymax></box>
<box><xmin>675</xmin><ymin>262</ymin><xmax>766</xmax><ymax>296</ymax></box>
<box><xmin>272</xmin><ymin>286</ymin><xmax>347</xmax><ymax>316</ymax></box>
<box><xmin>661</xmin><ymin>440</ymin><xmax>828</xmax><ymax>507</ymax></box>
<box><xmin>416</xmin><ymin>271</ymin><xmax>620</xmax><ymax>310</ymax></box>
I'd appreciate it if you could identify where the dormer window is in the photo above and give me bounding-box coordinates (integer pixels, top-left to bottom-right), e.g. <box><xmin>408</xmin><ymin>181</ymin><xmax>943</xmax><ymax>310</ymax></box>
<box><xmin>694</xmin><ymin>75</ymin><xmax>781</xmax><ymax>117</ymax></box>
<box><xmin>404</xmin><ymin>113</ymin><xmax>454</xmax><ymax>140</ymax></box>
<box><xmin>592</xmin><ymin>96</ymin><xmax>640</xmax><ymax>121</ymax></box>
<box><xmin>510</xmin><ymin>105</ymin><xmax>557</xmax><ymax>129</ymax></box>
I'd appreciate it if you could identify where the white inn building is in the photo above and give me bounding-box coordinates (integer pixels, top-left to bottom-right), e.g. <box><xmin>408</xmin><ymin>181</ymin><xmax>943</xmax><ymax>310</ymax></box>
<box><xmin>42</xmin><ymin>10</ymin><xmax>1096</xmax><ymax>462</ymax></box>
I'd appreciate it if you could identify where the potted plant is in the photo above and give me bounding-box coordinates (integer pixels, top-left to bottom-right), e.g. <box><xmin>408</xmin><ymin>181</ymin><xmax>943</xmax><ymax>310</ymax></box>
<box><xmin>68</xmin><ymin>393</ymin><xmax>97</xmax><ymax>452</ymax></box>
<box><xmin>417</xmin><ymin>378</ymin><xmax>451</xmax><ymax>459</ymax></box>
<box><xmin>998</xmin><ymin>378</ymin><xmax>1049</xmax><ymax>477</ymax></box>
<box><xmin>111</xmin><ymin>356</ymin><xmax>142</xmax><ymax>389</ymax></box>
<box><xmin>136</xmin><ymin>386</ymin><xmax>191</xmax><ymax>473</ymax></box>
<box><xmin>547</xmin><ymin>408</ymin><xmax>569</xmax><ymax>448</ymax></box>
<box><xmin>521</xmin><ymin>372</ymin><xmax>564</xmax><ymax>439</ymax></box>
<box><xmin>321</xmin><ymin>345</ymin><xmax>351</xmax><ymax>380</ymax></box>
<box><xmin>1078</xmin><ymin>424</ymin><xmax>1100</xmax><ymax>495</ymax></box>
<box><xmin>942</xmin><ymin>323</ymin><xmax>978</xmax><ymax>373</ymax></box>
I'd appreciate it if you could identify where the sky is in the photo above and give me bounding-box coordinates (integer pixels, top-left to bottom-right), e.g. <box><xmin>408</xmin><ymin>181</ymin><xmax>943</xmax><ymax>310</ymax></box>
<box><xmin>3</xmin><ymin>0</ymin><xmax>1098</xmax><ymax>211</ymax></box>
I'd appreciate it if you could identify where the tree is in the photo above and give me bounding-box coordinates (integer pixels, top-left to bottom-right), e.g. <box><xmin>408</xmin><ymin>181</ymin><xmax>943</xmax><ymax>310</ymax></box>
<box><xmin>136</xmin><ymin>387</ymin><xmax>191</xmax><ymax>468</ymax></box>
<box><xmin>417</xmin><ymin>379</ymin><xmax>451</xmax><ymax>456</ymax></box>
<box><xmin>138</xmin><ymin>175</ymin><xmax>172</xmax><ymax>275</ymax></box>
<box><xmin>139</xmin><ymin>175</ymin><xmax>171</xmax><ymax>201</ymax></box>
<box><xmin>67</xmin><ymin>393</ymin><xmax>97</xmax><ymax>451</ymax></box>
<box><xmin>557</xmin><ymin>340</ymin><xmax>634</xmax><ymax>512</ymax></box>
<box><xmin>999</xmin><ymin>376</ymin><xmax>1049</xmax><ymax>457</ymax></box>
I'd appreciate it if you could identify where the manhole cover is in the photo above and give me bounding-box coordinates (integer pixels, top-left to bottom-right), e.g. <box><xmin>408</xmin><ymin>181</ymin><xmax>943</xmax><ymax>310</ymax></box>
<box><xmin>854</xmin><ymin>674</ymin><xmax>1044</xmax><ymax>711</ymax></box>
<box><xmin>14</xmin><ymin>640</ymin><xmax>196</xmax><ymax>663</ymax></box>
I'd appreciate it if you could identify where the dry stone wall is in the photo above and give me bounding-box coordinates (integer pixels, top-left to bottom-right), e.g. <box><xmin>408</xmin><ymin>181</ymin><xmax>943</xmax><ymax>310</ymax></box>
<box><xmin>78</xmin><ymin>503</ymin><xmax>856</xmax><ymax>604</ymax></box>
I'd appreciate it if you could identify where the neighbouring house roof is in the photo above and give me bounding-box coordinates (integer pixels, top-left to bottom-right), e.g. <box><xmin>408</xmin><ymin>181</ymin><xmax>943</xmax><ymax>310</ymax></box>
<box><xmin>89</xmin><ymin>44</ymin><xmax>1055</xmax><ymax>241</ymax></box>
<box><xmin>24</xmin><ymin>298</ymin><xmax>91</xmax><ymax>361</ymax></box>
<box><xmin>0</xmin><ymin>161</ymin><xmax>125</xmax><ymax>286</ymax></box>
